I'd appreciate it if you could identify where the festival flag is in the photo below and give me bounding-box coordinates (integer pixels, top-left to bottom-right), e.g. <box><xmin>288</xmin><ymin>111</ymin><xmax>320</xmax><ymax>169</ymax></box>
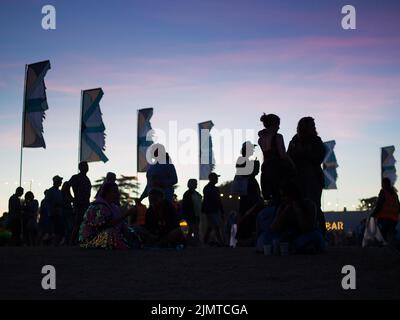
<box><xmin>198</xmin><ymin>121</ymin><xmax>215</xmax><ymax>180</ymax></box>
<box><xmin>137</xmin><ymin>108</ymin><xmax>154</xmax><ymax>172</ymax></box>
<box><xmin>381</xmin><ymin>146</ymin><xmax>396</xmax><ymax>185</ymax></box>
<box><xmin>23</xmin><ymin>60</ymin><xmax>51</xmax><ymax>148</ymax></box>
<box><xmin>79</xmin><ymin>88</ymin><xmax>108</xmax><ymax>163</ymax></box>
<box><xmin>323</xmin><ymin>140</ymin><xmax>338</xmax><ymax>189</ymax></box>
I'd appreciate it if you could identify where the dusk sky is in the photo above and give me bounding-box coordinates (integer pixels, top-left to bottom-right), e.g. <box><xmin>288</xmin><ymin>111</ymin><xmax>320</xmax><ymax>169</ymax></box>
<box><xmin>1</xmin><ymin>0</ymin><xmax>400</xmax><ymax>214</ymax></box>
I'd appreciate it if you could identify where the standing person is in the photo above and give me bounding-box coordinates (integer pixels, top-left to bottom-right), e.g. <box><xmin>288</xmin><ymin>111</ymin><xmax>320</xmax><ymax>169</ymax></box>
<box><xmin>69</xmin><ymin>161</ymin><xmax>92</xmax><ymax>245</ymax></box>
<box><xmin>38</xmin><ymin>190</ymin><xmax>50</xmax><ymax>244</ymax></box>
<box><xmin>182</xmin><ymin>179</ymin><xmax>203</xmax><ymax>241</ymax></box>
<box><xmin>371</xmin><ymin>178</ymin><xmax>400</xmax><ymax>243</ymax></box>
<box><xmin>61</xmin><ymin>181</ymin><xmax>74</xmax><ymax>245</ymax></box>
<box><xmin>47</xmin><ymin>175</ymin><xmax>64</xmax><ymax>245</ymax></box>
<box><xmin>139</xmin><ymin>144</ymin><xmax>178</xmax><ymax>203</ymax></box>
<box><xmin>258</xmin><ymin>114</ymin><xmax>293</xmax><ymax>204</ymax></box>
<box><xmin>22</xmin><ymin>191</ymin><xmax>39</xmax><ymax>246</ymax></box>
<box><xmin>233</xmin><ymin>141</ymin><xmax>261</xmax><ymax>216</ymax></box>
<box><xmin>287</xmin><ymin>117</ymin><xmax>326</xmax><ymax>234</ymax></box>
<box><xmin>202</xmin><ymin>173</ymin><xmax>225</xmax><ymax>246</ymax></box>
<box><xmin>7</xmin><ymin>187</ymin><xmax>24</xmax><ymax>245</ymax></box>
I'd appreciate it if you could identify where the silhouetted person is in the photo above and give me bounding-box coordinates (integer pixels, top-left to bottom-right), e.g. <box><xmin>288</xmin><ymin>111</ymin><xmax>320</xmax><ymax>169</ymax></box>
<box><xmin>202</xmin><ymin>172</ymin><xmax>225</xmax><ymax>246</ymax></box>
<box><xmin>95</xmin><ymin>172</ymin><xmax>117</xmax><ymax>200</ymax></box>
<box><xmin>47</xmin><ymin>175</ymin><xmax>64</xmax><ymax>245</ymax></box>
<box><xmin>7</xmin><ymin>187</ymin><xmax>24</xmax><ymax>245</ymax></box>
<box><xmin>139</xmin><ymin>144</ymin><xmax>178</xmax><ymax>203</ymax></box>
<box><xmin>371</xmin><ymin>178</ymin><xmax>400</xmax><ymax>243</ymax></box>
<box><xmin>79</xmin><ymin>182</ymin><xmax>139</xmax><ymax>249</ymax></box>
<box><xmin>234</xmin><ymin>141</ymin><xmax>261</xmax><ymax>216</ymax></box>
<box><xmin>38</xmin><ymin>189</ymin><xmax>50</xmax><ymax>244</ymax></box>
<box><xmin>61</xmin><ymin>181</ymin><xmax>74</xmax><ymax>244</ymax></box>
<box><xmin>258</xmin><ymin>113</ymin><xmax>293</xmax><ymax>204</ymax></box>
<box><xmin>182</xmin><ymin>179</ymin><xmax>202</xmax><ymax>241</ymax></box>
<box><xmin>287</xmin><ymin>117</ymin><xmax>326</xmax><ymax>234</ymax></box>
<box><xmin>142</xmin><ymin>188</ymin><xmax>185</xmax><ymax>247</ymax></box>
<box><xmin>22</xmin><ymin>191</ymin><xmax>39</xmax><ymax>246</ymax></box>
<box><xmin>271</xmin><ymin>182</ymin><xmax>325</xmax><ymax>254</ymax></box>
<box><xmin>69</xmin><ymin>161</ymin><xmax>92</xmax><ymax>245</ymax></box>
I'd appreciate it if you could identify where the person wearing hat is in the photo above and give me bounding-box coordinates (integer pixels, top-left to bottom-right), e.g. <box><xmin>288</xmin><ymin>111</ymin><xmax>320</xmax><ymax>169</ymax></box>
<box><xmin>47</xmin><ymin>175</ymin><xmax>64</xmax><ymax>245</ymax></box>
<box><xmin>234</xmin><ymin>141</ymin><xmax>261</xmax><ymax>216</ymax></box>
<box><xmin>202</xmin><ymin>172</ymin><xmax>225</xmax><ymax>246</ymax></box>
<box><xmin>233</xmin><ymin>141</ymin><xmax>262</xmax><ymax>242</ymax></box>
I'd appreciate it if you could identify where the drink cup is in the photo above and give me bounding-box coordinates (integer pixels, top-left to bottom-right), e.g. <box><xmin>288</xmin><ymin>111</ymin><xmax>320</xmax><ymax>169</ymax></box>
<box><xmin>263</xmin><ymin>244</ymin><xmax>272</xmax><ymax>256</ymax></box>
<box><xmin>280</xmin><ymin>242</ymin><xmax>289</xmax><ymax>256</ymax></box>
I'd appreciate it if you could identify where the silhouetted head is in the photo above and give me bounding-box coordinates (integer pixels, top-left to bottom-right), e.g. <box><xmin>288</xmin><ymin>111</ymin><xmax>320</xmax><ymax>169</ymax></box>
<box><xmin>24</xmin><ymin>191</ymin><xmax>34</xmax><ymax>202</ymax></box>
<box><xmin>187</xmin><ymin>179</ymin><xmax>198</xmax><ymax>190</ymax></box>
<box><xmin>297</xmin><ymin>117</ymin><xmax>317</xmax><ymax>140</ymax></box>
<box><xmin>148</xmin><ymin>188</ymin><xmax>165</xmax><ymax>208</ymax></box>
<box><xmin>78</xmin><ymin>161</ymin><xmax>89</xmax><ymax>174</ymax></box>
<box><xmin>208</xmin><ymin>172</ymin><xmax>220</xmax><ymax>185</ymax></box>
<box><xmin>52</xmin><ymin>175</ymin><xmax>63</xmax><ymax>188</ymax></box>
<box><xmin>105</xmin><ymin>172</ymin><xmax>117</xmax><ymax>183</ymax></box>
<box><xmin>99</xmin><ymin>182</ymin><xmax>120</xmax><ymax>204</ymax></box>
<box><xmin>260</xmin><ymin>113</ymin><xmax>280</xmax><ymax>132</ymax></box>
<box><xmin>15</xmin><ymin>187</ymin><xmax>24</xmax><ymax>197</ymax></box>
<box><xmin>241</xmin><ymin>141</ymin><xmax>256</xmax><ymax>157</ymax></box>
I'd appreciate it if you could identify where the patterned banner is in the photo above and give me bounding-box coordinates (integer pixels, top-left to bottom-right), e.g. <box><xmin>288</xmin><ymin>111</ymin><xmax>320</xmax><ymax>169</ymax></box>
<box><xmin>80</xmin><ymin>88</ymin><xmax>108</xmax><ymax>163</ymax></box>
<box><xmin>137</xmin><ymin>108</ymin><xmax>154</xmax><ymax>172</ymax></box>
<box><xmin>323</xmin><ymin>140</ymin><xmax>338</xmax><ymax>190</ymax></box>
<box><xmin>381</xmin><ymin>146</ymin><xmax>396</xmax><ymax>185</ymax></box>
<box><xmin>198</xmin><ymin>121</ymin><xmax>215</xmax><ymax>180</ymax></box>
<box><xmin>23</xmin><ymin>60</ymin><xmax>51</xmax><ymax>148</ymax></box>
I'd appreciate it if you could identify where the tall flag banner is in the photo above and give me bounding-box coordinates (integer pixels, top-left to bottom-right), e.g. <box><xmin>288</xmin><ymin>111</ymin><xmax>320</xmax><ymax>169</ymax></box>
<box><xmin>381</xmin><ymin>146</ymin><xmax>396</xmax><ymax>185</ymax></box>
<box><xmin>137</xmin><ymin>108</ymin><xmax>154</xmax><ymax>172</ymax></box>
<box><xmin>198</xmin><ymin>121</ymin><xmax>215</xmax><ymax>180</ymax></box>
<box><xmin>80</xmin><ymin>88</ymin><xmax>108</xmax><ymax>163</ymax></box>
<box><xmin>323</xmin><ymin>140</ymin><xmax>338</xmax><ymax>189</ymax></box>
<box><xmin>23</xmin><ymin>60</ymin><xmax>51</xmax><ymax>148</ymax></box>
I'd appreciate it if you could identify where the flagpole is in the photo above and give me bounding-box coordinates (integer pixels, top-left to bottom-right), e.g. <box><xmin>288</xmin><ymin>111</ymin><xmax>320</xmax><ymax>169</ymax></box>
<box><xmin>19</xmin><ymin>64</ymin><xmax>28</xmax><ymax>187</ymax></box>
<box><xmin>78</xmin><ymin>90</ymin><xmax>83</xmax><ymax>170</ymax></box>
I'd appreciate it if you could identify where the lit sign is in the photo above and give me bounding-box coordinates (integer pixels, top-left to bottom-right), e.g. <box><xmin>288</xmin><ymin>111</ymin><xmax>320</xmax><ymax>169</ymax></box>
<box><xmin>325</xmin><ymin>221</ymin><xmax>344</xmax><ymax>231</ymax></box>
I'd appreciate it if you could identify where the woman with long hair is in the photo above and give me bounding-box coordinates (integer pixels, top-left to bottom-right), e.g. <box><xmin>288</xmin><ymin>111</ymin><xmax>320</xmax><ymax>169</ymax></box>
<box><xmin>258</xmin><ymin>113</ymin><xmax>293</xmax><ymax>204</ymax></box>
<box><xmin>287</xmin><ymin>117</ymin><xmax>326</xmax><ymax>234</ymax></box>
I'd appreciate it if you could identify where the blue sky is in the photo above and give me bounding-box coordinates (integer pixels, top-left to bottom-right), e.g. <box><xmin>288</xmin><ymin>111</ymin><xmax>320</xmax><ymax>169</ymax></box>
<box><xmin>1</xmin><ymin>0</ymin><xmax>400</xmax><ymax>213</ymax></box>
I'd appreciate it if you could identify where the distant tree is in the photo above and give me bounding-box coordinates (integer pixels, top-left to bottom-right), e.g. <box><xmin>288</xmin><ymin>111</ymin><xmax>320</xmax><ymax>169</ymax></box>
<box><xmin>358</xmin><ymin>196</ymin><xmax>378</xmax><ymax>211</ymax></box>
<box><xmin>93</xmin><ymin>175</ymin><xmax>140</xmax><ymax>207</ymax></box>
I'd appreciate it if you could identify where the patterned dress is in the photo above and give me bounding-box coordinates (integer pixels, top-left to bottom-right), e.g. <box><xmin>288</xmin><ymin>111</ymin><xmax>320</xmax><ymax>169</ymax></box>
<box><xmin>79</xmin><ymin>199</ymin><xmax>134</xmax><ymax>250</ymax></box>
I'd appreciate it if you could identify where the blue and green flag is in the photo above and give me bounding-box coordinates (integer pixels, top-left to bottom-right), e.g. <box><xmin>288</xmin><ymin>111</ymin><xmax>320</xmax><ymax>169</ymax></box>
<box><xmin>23</xmin><ymin>60</ymin><xmax>51</xmax><ymax>148</ymax></box>
<box><xmin>80</xmin><ymin>88</ymin><xmax>108</xmax><ymax>163</ymax></box>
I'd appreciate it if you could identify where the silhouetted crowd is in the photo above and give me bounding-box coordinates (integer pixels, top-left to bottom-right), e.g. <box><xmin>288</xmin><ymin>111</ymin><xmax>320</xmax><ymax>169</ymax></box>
<box><xmin>1</xmin><ymin>114</ymin><xmax>399</xmax><ymax>254</ymax></box>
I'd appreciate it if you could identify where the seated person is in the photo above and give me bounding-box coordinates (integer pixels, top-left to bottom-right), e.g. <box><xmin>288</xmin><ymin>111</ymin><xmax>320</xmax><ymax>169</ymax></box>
<box><xmin>270</xmin><ymin>182</ymin><xmax>325</xmax><ymax>254</ymax></box>
<box><xmin>236</xmin><ymin>200</ymin><xmax>265</xmax><ymax>243</ymax></box>
<box><xmin>255</xmin><ymin>200</ymin><xmax>277</xmax><ymax>252</ymax></box>
<box><xmin>79</xmin><ymin>182</ymin><xmax>140</xmax><ymax>249</ymax></box>
<box><xmin>141</xmin><ymin>188</ymin><xmax>186</xmax><ymax>247</ymax></box>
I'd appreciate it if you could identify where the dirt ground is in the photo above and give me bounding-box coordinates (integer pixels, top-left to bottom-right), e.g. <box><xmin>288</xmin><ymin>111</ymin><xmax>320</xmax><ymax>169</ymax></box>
<box><xmin>0</xmin><ymin>246</ymin><xmax>399</xmax><ymax>300</ymax></box>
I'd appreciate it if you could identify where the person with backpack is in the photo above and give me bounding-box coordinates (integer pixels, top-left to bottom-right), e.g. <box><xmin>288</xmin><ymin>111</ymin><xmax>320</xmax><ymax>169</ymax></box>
<box><xmin>371</xmin><ymin>178</ymin><xmax>400</xmax><ymax>243</ymax></box>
